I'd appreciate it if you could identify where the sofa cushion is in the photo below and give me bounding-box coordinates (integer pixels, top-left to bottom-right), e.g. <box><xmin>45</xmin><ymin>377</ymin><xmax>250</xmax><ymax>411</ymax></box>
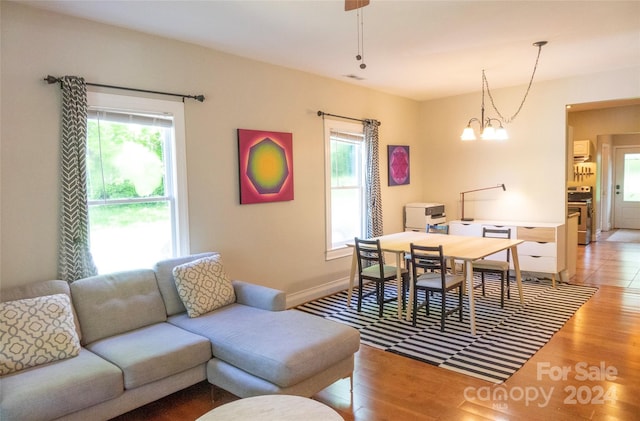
<box><xmin>1</xmin><ymin>279</ymin><xmax>82</xmax><ymax>339</ymax></box>
<box><xmin>169</xmin><ymin>305</ymin><xmax>360</xmax><ymax>388</ymax></box>
<box><xmin>154</xmin><ymin>252</ymin><xmax>217</xmax><ymax>316</ymax></box>
<box><xmin>70</xmin><ymin>269</ymin><xmax>167</xmax><ymax>345</ymax></box>
<box><xmin>0</xmin><ymin>294</ymin><xmax>80</xmax><ymax>375</ymax></box>
<box><xmin>0</xmin><ymin>348</ymin><xmax>123</xmax><ymax>421</ymax></box>
<box><xmin>86</xmin><ymin>322</ymin><xmax>211</xmax><ymax>389</ymax></box>
<box><xmin>173</xmin><ymin>254</ymin><xmax>236</xmax><ymax>318</ymax></box>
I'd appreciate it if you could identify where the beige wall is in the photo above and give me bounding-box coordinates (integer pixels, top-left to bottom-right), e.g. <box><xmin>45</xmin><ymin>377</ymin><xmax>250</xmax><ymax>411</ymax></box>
<box><xmin>0</xmin><ymin>3</ymin><xmax>421</xmax><ymax>294</ymax></box>
<box><xmin>2</xmin><ymin>2</ymin><xmax>640</xmax><ymax>299</ymax></box>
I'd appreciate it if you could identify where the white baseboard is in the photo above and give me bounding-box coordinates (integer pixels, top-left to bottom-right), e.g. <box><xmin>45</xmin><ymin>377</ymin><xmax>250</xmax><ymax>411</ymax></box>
<box><xmin>286</xmin><ymin>276</ymin><xmax>351</xmax><ymax>308</ymax></box>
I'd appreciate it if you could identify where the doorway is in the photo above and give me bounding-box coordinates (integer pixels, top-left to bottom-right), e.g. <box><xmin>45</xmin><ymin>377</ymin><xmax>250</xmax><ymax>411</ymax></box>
<box><xmin>567</xmin><ymin>100</ymin><xmax>640</xmax><ymax>240</ymax></box>
<box><xmin>613</xmin><ymin>147</ymin><xmax>640</xmax><ymax>229</ymax></box>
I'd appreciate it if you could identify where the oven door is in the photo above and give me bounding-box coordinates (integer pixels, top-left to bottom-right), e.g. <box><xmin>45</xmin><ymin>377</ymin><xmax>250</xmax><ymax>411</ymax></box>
<box><xmin>568</xmin><ymin>204</ymin><xmax>584</xmax><ymax>229</ymax></box>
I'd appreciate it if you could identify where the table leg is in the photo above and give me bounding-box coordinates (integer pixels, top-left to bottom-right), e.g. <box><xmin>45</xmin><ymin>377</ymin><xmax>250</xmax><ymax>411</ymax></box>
<box><xmin>395</xmin><ymin>252</ymin><xmax>403</xmax><ymax>319</ymax></box>
<box><xmin>465</xmin><ymin>260</ymin><xmax>476</xmax><ymax>335</ymax></box>
<box><xmin>347</xmin><ymin>249</ymin><xmax>357</xmax><ymax>307</ymax></box>
<box><xmin>511</xmin><ymin>245</ymin><xmax>524</xmax><ymax>304</ymax></box>
<box><xmin>406</xmin><ymin>272</ymin><xmax>414</xmax><ymax>321</ymax></box>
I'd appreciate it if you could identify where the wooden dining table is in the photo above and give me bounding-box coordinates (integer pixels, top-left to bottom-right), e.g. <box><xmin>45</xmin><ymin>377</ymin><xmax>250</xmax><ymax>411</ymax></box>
<box><xmin>347</xmin><ymin>231</ymin><xmax>524</xmax><ymax>335</ymax></box>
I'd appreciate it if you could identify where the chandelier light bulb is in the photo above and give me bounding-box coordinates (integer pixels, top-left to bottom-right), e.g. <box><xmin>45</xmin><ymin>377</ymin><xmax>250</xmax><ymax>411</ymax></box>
<box><xmin>481</xmin><ymin>125</ymin><xmax>496</xmax><ymax>140</ymax></box>
<box><xmin>461</xmin><ymin>127</ymin><xmax>476</xmax><ymax>141</ymax></box>
<box><xmin>495</xmin><ymin>126</ymin><xmax>509</xmax><ymax>140</ymax></box>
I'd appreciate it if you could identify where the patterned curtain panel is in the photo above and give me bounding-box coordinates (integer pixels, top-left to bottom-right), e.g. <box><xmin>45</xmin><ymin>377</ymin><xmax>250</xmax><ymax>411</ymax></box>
<box><xmin>58</xmin><ymin>76</ymin><xmax>97</xmax><ymax>282</ymax></box>
<box><xmin>364</xmin><ymin>119</ymin><xmax>383</xmax><ymax>238</ymax></box>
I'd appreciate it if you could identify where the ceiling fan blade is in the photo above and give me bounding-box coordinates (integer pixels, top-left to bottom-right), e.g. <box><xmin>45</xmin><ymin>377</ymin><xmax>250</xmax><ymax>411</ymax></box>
<box><xmin>345</xmin><ymin>0</ymin><xmax>370</xmax><ymax>11</ymax></box>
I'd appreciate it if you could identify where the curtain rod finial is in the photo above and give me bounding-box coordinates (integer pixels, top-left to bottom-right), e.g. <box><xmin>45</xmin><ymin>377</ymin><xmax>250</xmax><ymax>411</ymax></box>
<box><xmin>44</xmin><ymin>75</ymin><xmax>60</xmax><ymax>84</ymax></box>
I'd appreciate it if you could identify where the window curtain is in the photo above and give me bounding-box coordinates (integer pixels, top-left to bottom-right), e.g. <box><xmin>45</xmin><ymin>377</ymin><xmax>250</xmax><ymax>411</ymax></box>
<box><xmin>58</xmin><ymin>76</ymin><xmax>98</xmax><ymax>282</ymax></box>
<box><xmin>363</xmin><ymin>119</ymin><xmax>383</xmax><ymax>238</ymax></box>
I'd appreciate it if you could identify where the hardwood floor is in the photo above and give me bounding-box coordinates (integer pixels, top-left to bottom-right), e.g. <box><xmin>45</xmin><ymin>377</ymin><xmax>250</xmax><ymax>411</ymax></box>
<box><xmin>112</xmin><ymin>232</ymin><xmax>640</xmax><ymax>421</ymax></box>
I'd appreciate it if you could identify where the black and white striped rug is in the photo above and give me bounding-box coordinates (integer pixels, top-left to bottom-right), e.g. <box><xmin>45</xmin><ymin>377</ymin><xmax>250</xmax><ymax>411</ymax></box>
<box><xmin>297</xmin><ymin>277</ymin><xmax>597</xmax><ymax>383</ymax></box>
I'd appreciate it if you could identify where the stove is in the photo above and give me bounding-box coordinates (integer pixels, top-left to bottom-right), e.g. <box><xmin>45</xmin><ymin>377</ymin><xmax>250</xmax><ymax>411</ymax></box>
<box><xmin>568</xmin><ymin>185</ymin><xmax>593</xmax><ymax>202</ymax></box>
<box><xmin>568</xmin><ymin>186</ymin><xmax>592</xmax><ymax>245</ymax></box>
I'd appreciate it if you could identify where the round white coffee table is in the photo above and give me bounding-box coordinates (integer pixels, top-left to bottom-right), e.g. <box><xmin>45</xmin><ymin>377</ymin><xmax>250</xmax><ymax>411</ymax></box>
<box><xmin>196</xmin><ymin>394</ymin><xmax>344</xmax><ymax>421</ymax></box>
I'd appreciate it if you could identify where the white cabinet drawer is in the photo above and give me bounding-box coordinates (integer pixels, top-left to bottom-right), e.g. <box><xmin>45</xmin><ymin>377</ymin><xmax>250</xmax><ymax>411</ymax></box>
<box><xmin>449</xmin><ymin>222</ymin><xmax>482</xmax><ymax>237</ymax></box>
<box><xmin>518</xmin><ymin>255</ymin><xmax>557</xmax><ymax>273</ymax></box>
<box><xmin>518</xmin><ymin>241</ymin><xmax>557</xmax><ymax>257</ymax></box>
<box><xmin>482</xmin><ymin>224</ymin><xmax>517</xmax><ymax>235</ymax></box>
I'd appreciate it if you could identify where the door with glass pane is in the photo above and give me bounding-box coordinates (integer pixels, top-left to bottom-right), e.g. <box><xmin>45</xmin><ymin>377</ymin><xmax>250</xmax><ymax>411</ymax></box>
<box><xmin>613</xmin><ymin>147</ymin><xmax>640</xmax><ymax>229</ymax></box>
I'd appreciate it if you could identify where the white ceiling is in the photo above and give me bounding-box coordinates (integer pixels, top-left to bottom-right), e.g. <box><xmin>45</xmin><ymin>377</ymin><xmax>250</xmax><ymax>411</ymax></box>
<box><xmin>17</xmin><ymin>0</ymin><xmax>640</xmax><ymax>102</ymax></box>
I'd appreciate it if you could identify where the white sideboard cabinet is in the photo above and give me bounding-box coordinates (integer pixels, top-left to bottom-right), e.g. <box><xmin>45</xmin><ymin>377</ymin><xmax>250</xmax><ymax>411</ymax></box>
<box><xmin>449</xmin><ymin>220</ymin><xmax>566</xmax><ymax>287</ymax></box>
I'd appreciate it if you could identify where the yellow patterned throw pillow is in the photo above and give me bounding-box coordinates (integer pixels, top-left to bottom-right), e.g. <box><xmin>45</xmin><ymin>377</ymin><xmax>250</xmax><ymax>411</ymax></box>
<box><xmin>0</xmin><ymin>293</ymin><xmax>81</xmax><ymax>375</ymax></box>
<box><xmin>173</xmin><ymin>254</ymin><xmax>236</xmax><ymax>318</ymax></box>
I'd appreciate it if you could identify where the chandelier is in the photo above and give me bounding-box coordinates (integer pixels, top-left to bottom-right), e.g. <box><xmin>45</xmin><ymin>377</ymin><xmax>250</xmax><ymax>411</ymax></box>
<box><xmin>461</xmin><ymin>41</ymin><xmax>547</xmax><ymax>141</ymax></box>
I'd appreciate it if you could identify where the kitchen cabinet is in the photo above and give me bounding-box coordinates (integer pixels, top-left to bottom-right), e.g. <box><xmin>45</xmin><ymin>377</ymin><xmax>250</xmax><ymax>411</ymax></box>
<box><xmin>449</xmin><ymin>220</ymin><xmax>566</xmax><ymax>287</ymax></box>
<box><xmin>573</xmin><ymin>139</ymin><xmax>593</xmax><ymax>161</ymax></box>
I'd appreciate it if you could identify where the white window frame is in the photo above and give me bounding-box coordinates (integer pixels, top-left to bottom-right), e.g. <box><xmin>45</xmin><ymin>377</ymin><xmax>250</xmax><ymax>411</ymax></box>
<box><xmin>86</xmin><ymin>92</ymin><xmax>190</xmax><ymax>263</ymax></box>
<box><xmin>324</xmin><ymin>118</ymin><xmax>366</xmax><ymax>260</ymax></box>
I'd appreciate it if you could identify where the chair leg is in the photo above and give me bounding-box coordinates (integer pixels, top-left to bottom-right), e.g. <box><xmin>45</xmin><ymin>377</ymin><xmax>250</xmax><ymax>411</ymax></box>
<box><xmin>481</xmin><ymin>272</ymin><xmax>486</xmax><ymax>296</ymax></box>
<box><xmin>500</xmin><ymin>271</ymin><xmax>505</xmax><ymax>308</ymax></box>
<box><xmin>412</xmin><ymin>288</ymin><xmax>418</xmax><ymax>327</ymax></box>
<box><xmin>401</xmin><ymin>278</ymin><xmax>407</xmax><ymax>310</ymax></box>
<box><xmin>425</xmin><ymin>290</ymin><xmax>430</xmax><ymax>316</ymax></box>
<box><xmin>357</xmin><ymin>278</ymin><xmax>363</xmax><ymax>312</ymax></box>
<box><xmin>440</xmin><ymin>291</ymin><xmax>446</xmax><ymax>332</ymax></box>
<box><xmin>378</xmin><ymin>281</ymin><xmax>384</xmax><ymax>318</ymax></box>
<box><xmin>458</xmin><ymin>286</ymin><xmax>463</xmax><ymax>321</ymax></box>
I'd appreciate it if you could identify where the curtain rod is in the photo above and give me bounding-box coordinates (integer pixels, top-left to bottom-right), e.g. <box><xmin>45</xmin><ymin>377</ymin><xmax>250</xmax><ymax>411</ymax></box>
<box><xmin>317</xmin><ymin>110</ymin><xmax>380</xmax><ymax>126</ymax></box>
<box><xmin>44</xmin><ymin>75</ymin><xmax>205</xmax><ymax>102</ymax></box>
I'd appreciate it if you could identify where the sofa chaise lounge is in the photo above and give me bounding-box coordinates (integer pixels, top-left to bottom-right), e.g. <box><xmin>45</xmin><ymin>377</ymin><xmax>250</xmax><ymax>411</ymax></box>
<box><xmin>0</xmin><ymin>252</ymin><xmax>360</xmax><ymax>421</ymax></box>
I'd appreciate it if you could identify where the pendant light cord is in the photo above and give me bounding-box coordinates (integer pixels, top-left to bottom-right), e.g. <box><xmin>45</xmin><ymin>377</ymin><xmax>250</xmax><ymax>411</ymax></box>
<box><xmin>356</xmin><ymin>4</ymin><xmax>366</xmax><ymax>69</ymax></box>
<box><xmin>484</xmin><ymin>42</ymin><xmax>545</xmax><ymax>124</ymax></box>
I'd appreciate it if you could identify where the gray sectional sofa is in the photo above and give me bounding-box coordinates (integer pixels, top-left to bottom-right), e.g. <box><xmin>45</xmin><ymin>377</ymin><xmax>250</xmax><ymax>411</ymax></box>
<box><xmin>0</xmin><ymin>252</ymin><xmax>360</xmax><ymax>421</ymax></box>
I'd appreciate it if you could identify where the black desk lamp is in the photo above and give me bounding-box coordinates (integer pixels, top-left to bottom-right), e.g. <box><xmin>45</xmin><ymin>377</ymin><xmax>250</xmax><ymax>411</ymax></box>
<box><xmin>460</xmin><ymin>184</ymin><xmax>506</xmax><ymax>221</ymax></box>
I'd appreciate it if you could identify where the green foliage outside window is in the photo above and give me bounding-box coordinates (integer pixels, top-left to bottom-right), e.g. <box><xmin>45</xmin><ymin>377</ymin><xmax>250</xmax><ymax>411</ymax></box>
<box><xmin>86</xmin><ymin>120</ymin><xmax>166</xmax><ymax>201</ymax></box>
<box><xmin>331</xmin><ymin>139</ymin><xmax>359</xmax><ymax>187</ymax></box>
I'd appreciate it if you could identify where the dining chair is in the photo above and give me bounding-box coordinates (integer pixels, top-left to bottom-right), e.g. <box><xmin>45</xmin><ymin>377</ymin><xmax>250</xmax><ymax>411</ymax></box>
<box><xmin>354</xmin><ymin>237</ymin><xmax>410</xmax><ymax>317</ymax></box>
<box><xmin>409</xmin><ymin>243</ymin><xmax>464</xmax><ymax>331</ymax></box>
<box><xmin>473</xmin><ymin>228</ymin><xmax>512</xmax><ymax>307</ymax></box>
<box><xmin>405</xmin><ymin>223</ymin><xmax>449</xmax><ymax>270</ymax></box>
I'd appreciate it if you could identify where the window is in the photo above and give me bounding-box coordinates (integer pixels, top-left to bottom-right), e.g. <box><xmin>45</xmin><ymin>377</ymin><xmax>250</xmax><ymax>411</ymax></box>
<box><xmin>86</xmin><ymin>93</ymin><xmax>189</xmax><ymax>273</ymax></box>
<box><xmin>623</xmin><ymin>153</ymin><xmax>640</xmax><ymax>202</ymax></box>
<box><xmin>324</xmin><ymin>119</ymin><xmax>365</xmax><ymax>259</ymax></box>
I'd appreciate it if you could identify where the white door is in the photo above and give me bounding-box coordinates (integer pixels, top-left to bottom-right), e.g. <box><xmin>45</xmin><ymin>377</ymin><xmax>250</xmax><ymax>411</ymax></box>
<box><xmin>600</xmin><ymin>143</ymin><xmax>612</xmax><ymax>231</ymax></box>
<box><xmin>613</xmin><ymin>147</ymin><xmax>640</xmax><ymax>229</ymax></box>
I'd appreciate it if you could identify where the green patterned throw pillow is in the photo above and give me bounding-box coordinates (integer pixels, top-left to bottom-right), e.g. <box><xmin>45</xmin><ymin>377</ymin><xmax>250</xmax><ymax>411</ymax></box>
<box><xmin>0</xmin><ymin>293</ymin><xmax>81</xmax><ymax>375</ymax></box>
<box><xmin>173</xmin><ymin>254</ymin><xmax>236</xmax><ymax>318</ymax></box>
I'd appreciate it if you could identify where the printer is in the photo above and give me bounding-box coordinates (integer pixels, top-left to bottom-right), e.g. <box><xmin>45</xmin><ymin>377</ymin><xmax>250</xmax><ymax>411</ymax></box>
<box><xmin>404</xmin><ymin>203</ymin><xmax>446</xmax><ymax>232</ymax></box>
